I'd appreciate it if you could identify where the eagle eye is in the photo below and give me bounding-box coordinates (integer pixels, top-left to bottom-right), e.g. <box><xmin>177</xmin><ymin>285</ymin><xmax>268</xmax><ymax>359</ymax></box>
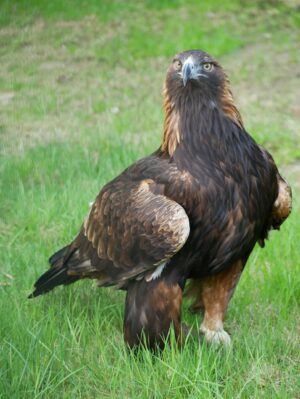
<box><xmin>173</xmin><ymin>59</ymin><xmax>182</xmax><ymax>71</ymax></box>
<box><xmin>203</xmin><ymin>62</ymin><xmax>214</xmax><ymax>72</ymax></box>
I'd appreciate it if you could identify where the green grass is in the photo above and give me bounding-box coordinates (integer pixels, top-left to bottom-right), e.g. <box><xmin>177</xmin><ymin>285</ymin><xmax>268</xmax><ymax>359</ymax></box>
<box><xmin>1</xmin><ymin>0</ymin><xmax>300</xmax><ymax>397</ymax></box>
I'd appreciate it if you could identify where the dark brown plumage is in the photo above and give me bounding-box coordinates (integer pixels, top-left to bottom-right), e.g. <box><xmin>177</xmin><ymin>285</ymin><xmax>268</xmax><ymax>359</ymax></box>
<box><xmin>29</xmin><ymin>50</ymin><xmax>292</xmax><ymax>349</ymax></box>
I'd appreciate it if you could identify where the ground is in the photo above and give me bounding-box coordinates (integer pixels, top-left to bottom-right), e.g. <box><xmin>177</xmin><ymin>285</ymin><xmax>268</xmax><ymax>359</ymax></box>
<box><xmin>0</xmin><ymin>1</ymin><xmax>300</xmax><ymax>398</ymax></box>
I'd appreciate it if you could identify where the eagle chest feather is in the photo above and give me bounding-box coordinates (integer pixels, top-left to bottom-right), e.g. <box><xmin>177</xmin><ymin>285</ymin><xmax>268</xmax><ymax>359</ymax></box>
<box><xmin>159</xmin><ymin>109</ymin><xmax>278</xmax><ymax>276</ymax></box>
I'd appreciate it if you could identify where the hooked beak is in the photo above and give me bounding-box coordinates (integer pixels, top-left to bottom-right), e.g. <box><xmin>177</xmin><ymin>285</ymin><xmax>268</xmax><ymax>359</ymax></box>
<box><xmin>182</xmin><ymin>58</ymin><xmax>199</xmax><ymax>86</ymax></box>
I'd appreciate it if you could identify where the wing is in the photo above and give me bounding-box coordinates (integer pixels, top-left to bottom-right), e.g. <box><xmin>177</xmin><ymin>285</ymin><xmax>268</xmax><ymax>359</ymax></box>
<box><xmin>271</xmin><ymin>175</ymin><xmax>292</xmax><ymax>228</ymax></box>
<box><xmin>67</xmin><ymin>178</ymin><xmax>190</xmax><ymax>287</ymax></box>
<box><xmin>258</xmin><ymin>146</ymin><xmax>292</xmax><ymax>246</ymax></box>
<box><xmin>260</xmin><ymin>147</ymin><xmax>292</xmax><ymax>224</ymax></box>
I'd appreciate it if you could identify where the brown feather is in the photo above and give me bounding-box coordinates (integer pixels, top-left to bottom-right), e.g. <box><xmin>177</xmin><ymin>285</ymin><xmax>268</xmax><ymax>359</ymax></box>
<box><xmin>69</xmin><ymin>178</ymin><xmax>190</xmax><ymax>286</ymax></box>
<box><xmin>161</xmin><ymin>84</ymin><xmax>181</xmax><ymax>156</ymax></box>
<box><xmin>220</xmin><ymin>75</ymin><xmax>244</xmax><ymax>129</ymax></box>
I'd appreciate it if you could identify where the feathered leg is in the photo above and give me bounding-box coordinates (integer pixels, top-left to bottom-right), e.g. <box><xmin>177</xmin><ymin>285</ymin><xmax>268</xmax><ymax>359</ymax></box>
<box><xmin>188</xmin><ymin>260</ymin><xmax>245</xmax><ymax>346</ymax></box>
<box><xmin>124</xmin><ymin>278</ymin><xmax>183</xmax><ymax>350</ymax></box>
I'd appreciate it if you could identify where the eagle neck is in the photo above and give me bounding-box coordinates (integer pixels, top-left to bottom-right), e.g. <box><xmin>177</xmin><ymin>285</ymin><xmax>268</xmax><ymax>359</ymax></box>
<box><xmin>161</xmin><ymin>82</ymin><xmax>244</xmax><ymax>158</ymax></box>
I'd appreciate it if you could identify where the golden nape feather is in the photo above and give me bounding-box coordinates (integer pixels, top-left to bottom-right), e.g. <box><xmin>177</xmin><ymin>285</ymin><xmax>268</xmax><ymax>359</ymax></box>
<box><xmin>30</xmin><ymin>50</ymin><xmax>291</xmax><ymax>350</ymax></box>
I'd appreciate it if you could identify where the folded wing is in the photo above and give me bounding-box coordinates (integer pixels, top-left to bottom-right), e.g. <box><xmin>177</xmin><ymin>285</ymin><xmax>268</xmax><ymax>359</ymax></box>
<box><xmin>258</xmin><ymin>147</ymin><xmax>292</xmax><ymax>246</ymax></box>
<box><xmin>66</xmin><ymin>178</ymin><xmax>190</xmax><ymax>286</ymax></box>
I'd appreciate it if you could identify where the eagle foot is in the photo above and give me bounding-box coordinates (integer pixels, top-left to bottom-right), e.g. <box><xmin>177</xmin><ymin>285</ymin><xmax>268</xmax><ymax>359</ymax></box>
<box><xmin>200</xmin><ymin>325</ymin><xmax>231</xmax><ymax>347</ymax></box>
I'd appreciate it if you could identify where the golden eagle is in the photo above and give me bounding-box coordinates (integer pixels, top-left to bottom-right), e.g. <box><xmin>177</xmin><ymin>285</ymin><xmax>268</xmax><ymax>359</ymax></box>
<box><xmin>29</xmin><ymin>50</ymin><xmax>292</xmax><ymax>349</ymax></box>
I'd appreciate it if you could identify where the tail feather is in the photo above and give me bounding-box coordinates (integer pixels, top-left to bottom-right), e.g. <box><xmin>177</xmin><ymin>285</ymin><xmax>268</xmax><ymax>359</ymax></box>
<box><xmin>49</xmin><ymin>245</ymin><xmax>69</xmax><ymax>266</ymax></box>
<box><xmin>28</xmin><ymin>245</ymin><xmax>79</xmax><ymax>299</ymax></box>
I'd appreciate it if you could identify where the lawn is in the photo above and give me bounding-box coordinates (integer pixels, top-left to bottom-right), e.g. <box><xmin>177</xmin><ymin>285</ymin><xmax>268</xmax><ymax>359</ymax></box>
<box><xmin>0</xmin><ymin>0</ymin><xmax>300</xmax><ymax>397</ymax></box>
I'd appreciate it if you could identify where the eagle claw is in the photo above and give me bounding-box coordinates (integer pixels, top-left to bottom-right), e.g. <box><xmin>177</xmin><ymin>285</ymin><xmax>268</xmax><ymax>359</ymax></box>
<box><xmin>200</xmin><ymin>326</ymin><xmax>231</xmax><ymax>347</ymax></box>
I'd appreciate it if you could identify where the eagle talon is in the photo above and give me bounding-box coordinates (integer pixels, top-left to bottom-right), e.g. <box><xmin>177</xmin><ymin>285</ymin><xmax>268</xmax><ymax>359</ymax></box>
<box><xmin>200</xmin><ymin>325</ymin><xmax>231</xmax><ymax>347</ymax></box>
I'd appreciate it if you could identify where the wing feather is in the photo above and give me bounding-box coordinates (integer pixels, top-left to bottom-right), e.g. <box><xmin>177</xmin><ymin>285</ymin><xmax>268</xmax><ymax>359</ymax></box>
<box><xmin>68</xmin><ymin>178</ymin><xmax>190</xmax><ymax>286</ymax></box>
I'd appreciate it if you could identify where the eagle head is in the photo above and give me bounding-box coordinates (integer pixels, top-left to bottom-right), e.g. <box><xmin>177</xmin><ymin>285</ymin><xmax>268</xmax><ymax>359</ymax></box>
<box><xmin>165</xmin><ymin>50</ymin><xmax>226</xmax><ymax>100</ymax></box>
<box><xmin>162</xmin><ymin>50</ymin><xmax>244</xmax><ymax>155</ymax></box>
